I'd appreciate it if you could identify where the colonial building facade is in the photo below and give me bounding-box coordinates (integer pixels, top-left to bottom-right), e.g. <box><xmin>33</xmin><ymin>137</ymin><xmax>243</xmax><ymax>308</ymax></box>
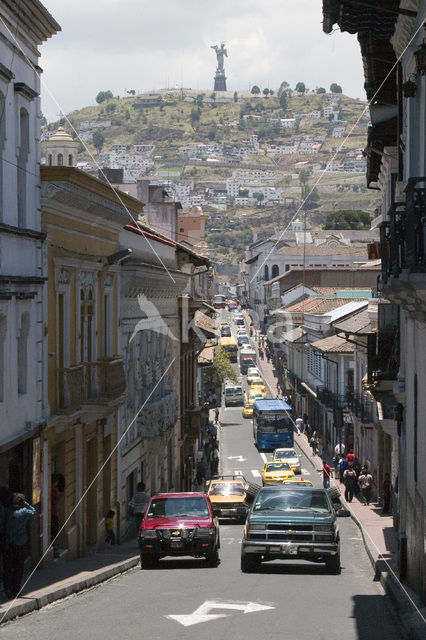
<box><xmin>0</xmin><ymin>0</ymin><xmax>59</xmax><ymax>563</ymax></box>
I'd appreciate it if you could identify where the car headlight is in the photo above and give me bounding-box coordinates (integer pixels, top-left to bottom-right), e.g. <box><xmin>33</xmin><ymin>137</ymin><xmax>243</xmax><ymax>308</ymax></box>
<box><xmin>195</xmin><ymin>527</ymin><xmax>215</xmax><ymax>537</ymax></box>
<box><xmin>141</xmin><ymin>529</ymin><xmax>158</xmax><ymax>538</ymax></box>
<box><xmin>249</xmin><ymin>523</ymin><xmax>266</xmax><ymax>530</ymax></box>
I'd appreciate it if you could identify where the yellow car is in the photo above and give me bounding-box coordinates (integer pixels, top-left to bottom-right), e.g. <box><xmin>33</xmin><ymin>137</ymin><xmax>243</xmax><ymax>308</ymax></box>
<box><xmin>261</xmin><ymin>461</ymin><xmax>295</xmax><ymax>485</ymax></box>
<box><xmin>219</xmin><ymin>321</ymin><xmax>230</xmax><ymax>330</ymax></box>
<box><xmin>242</xmin><ymin>402</ymin><xmax>254</xmax><ymax>418</ymax></box>
<box><xmin>282</xmin><ymin>478</ymin><xmax>313</xmax><ymax>487</ymax></box>
<box><xmin>250</xmin><ymin>379</ymin><xmax>267</xmax><ymax>399</ymax></box>
<box><xmin>247</xmin><ymin>389</ymin><xmax>264</xmax><ymax>404</ymax></box>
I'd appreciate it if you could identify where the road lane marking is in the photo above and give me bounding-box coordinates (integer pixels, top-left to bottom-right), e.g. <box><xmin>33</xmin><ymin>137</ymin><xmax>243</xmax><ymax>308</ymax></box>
<box><xmin>234</xmin><ymin>470</ymin><xmax>243</xmax><ymax>475</ymax></box>
<box><xmin>228</xmin><ymin>455</ymin><xmax>247</xmax><ymax>462</ymax></box>
<box><xmin>251</xmin><ymin>470</ymin><xmax>261</xmax><ymax>477</ymax></box>
<box><xmin>260</xmin><ymin>453</ymin><xmax>267</xmax><ymax>464</ymax></box>
<box><xmin>301</xmin><ymin>468</ymin><xmax>311</xmax><ymax>475</ymax></box>
<box><xmin>166</xmin><ymin>600</ymin><xmax>275</xmax><ymax>627</ymax></box>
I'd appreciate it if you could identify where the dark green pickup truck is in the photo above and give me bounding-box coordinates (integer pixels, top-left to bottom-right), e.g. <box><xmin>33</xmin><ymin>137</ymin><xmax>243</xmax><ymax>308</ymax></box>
<box><xmin>241</xmin><ymin>485</ymin><xmax>341</xmax><ymax>574</ymax></box>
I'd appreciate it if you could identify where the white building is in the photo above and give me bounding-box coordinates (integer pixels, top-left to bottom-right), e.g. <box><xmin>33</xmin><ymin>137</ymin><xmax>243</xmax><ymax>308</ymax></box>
<box><xmin>0</xmin><ymin>0</ymin><xmax>59</xmax><ymax>553</ymax></box>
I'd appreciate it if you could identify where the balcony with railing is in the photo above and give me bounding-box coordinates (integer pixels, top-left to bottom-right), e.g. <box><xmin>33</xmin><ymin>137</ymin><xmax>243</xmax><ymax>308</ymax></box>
<box><xmin>316</xmin><ymin>386</ymin><xmax>347</xmax><ymax>410</ymax></box>
<box><xmin>348</xmin><ymin>392</ymin><xmax>376</xmax><ymax>424</ymax></box>
<box><xmin>56</xmin><ymin>357</ymin><xmax>126</xmax><ymax>413</ymax></box>
<box><xmin>380</xmin><ymin>177</ymin><xmax>426</xmax><ymax>286</ymax></box>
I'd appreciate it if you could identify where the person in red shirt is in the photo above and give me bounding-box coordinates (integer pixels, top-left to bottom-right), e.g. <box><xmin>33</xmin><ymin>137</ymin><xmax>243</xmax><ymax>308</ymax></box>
<box><xmin>346</xmin><ymin>451</ymin><xmax>355</xmax><ymax>466</ymax></box>
<box><xmin>321</xmin><ymin>461</ymin><xmax>332</xmax><ymax>488</ymax></box>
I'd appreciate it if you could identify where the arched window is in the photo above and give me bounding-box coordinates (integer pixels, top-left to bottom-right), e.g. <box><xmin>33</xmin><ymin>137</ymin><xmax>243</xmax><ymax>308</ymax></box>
<box><xmin>68</xmin><ymin>154</ymin><xmax>73</xmax><ymax>166</ymax></box>
<box><xmin>57</xmin><ymin>153</ymin><xmax>63</xmax><ymax>166</ymax></box>
<box><xmin>48</xmin><ymin>154</ymin><xmax>53</xmax><ymax>166</ymax></box>
<box><xmin>271</xmin><ymin>264</ymin><xmax>279</xmax><ymax>278</ymax></box>
<box><xmin>18</xmin><ymin>312</ymin><xmax>30</xmax><ymax>394</ymax></box>
<box><xmin>264</xmin><ymin>265</ymin><xmax>269</xmax><ymax>281</ymax></box>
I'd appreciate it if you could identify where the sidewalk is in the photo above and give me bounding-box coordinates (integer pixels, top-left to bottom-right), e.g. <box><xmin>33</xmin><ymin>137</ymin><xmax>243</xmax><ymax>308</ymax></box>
<box><xmin>0</xmin><ymin>537</ymin><xmax>140</xmax><ymax>623</ymax></box>
<box><xmin>252</xmin><ymin>333</ymin><xmax>426</xmax><ymax>640</ymax></box>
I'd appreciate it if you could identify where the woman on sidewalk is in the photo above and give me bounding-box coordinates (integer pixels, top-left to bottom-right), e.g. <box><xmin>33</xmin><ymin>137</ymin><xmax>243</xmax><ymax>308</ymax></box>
<box><xmin>358</xmin><ymin>467</ymin><xmax>373</xmax><ymax>505</ymax></box>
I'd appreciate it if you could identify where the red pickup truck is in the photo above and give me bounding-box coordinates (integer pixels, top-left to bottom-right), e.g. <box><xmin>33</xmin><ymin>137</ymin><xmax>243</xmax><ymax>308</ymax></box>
<box><xmin>138</xmin><ymin>492</ymin><xmax>220</xmax><ymax>569</ymax></box>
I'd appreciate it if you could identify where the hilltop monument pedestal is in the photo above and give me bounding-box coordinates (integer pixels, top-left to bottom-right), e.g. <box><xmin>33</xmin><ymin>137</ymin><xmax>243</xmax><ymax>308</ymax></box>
<box><xmin>214</xmin><ymin>72</ymin><xmax>227</xmax><ymax>92</ymax></box>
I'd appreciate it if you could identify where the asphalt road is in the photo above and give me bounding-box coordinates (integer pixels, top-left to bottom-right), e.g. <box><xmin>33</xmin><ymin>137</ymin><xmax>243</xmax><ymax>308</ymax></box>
<box><xmin>0</xmin><ymin>310</ymin><xmax>404</xmax><ymax>640</ymax></box>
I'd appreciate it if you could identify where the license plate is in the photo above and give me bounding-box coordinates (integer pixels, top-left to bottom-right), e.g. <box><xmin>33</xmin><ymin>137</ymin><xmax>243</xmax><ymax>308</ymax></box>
<box><xmin>170</xmin><ymin>541</ymin><xmax>183</xmax><ymax>549</ymax></box>
<box><xmin>282</xmin><ymin>544</ymin><xmax>297</xmax><ymax>555</ymax></box>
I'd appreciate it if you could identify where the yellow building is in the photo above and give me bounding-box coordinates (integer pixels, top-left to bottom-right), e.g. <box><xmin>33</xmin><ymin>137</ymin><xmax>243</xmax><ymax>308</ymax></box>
<box><xmin>41</xmin><ymin>165</ymin><xmax>142</xmax><ymax>558</ymax></box>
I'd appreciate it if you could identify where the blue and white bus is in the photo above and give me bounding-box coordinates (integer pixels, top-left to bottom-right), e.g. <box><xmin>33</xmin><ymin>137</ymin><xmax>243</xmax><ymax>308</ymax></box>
<box><xmin>253</xmin><ymin>399</ymin><xmax>294</xmax><ymax>451</ymax></box>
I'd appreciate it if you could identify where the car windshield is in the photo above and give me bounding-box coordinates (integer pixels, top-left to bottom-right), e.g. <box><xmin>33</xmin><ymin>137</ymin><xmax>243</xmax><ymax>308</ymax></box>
<box><xmin>226</xmin><ymin>387</ymin><xmax>243</xmax><ymax>396</ymax></box>
<box><xmin>275</xmin><ymin>450</ymin><xmax>297</xmax><ymax>459</ymax></box>
<box><xmin>146</xmin><ymin>497</ymin><xmax>210</xmax><ymax>518</ymax></box>
<box><xmin>253</xmin><ymin>490</ymin><xmax>331</xmax><ymax>513</ymax></box>
<box><xmin>209</xmin><ymin>483</ymin><xmax>245</xmax><ymax>496</ymax></box>
<box><xmin>266</xmin><ymin>462</ymin><xmax>291</xmax><ymax>471</ymax></box>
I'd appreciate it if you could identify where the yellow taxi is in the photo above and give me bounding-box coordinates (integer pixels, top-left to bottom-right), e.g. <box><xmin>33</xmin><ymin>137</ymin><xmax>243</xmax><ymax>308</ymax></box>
<box><xmin>247</xmin><ymin>389</ymin><xmax>264</xmax><ymax>404</ymax></box>
<box><xmin>249</xmin><ymin>378</ymin><xmax>267</xmax><ymax>399</ymax></box>
<box><xmin>242</xmin><ymin>402</ymin><xmax>254</xmax><ymax>418</ymax></box>
<box><xmin>282</xmin><ymin>478</ymin><xmax>313</xmax><ymax>487</ymax></box>
<box><xmin>261</xmin><ymin>461</ymin><xmax>295</xmax><ymax>485</ymax></box>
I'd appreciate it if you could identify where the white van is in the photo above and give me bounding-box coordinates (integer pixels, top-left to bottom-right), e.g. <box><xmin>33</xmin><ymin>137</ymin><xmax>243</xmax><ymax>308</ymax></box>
<box><xmin>224</xmin><ymin>383</ymin><xmax>245</xmax><ymax>407</ymax></box>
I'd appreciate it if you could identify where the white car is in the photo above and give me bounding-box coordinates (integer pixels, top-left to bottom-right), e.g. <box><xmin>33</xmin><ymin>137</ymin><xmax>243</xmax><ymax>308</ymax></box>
<box><xmin>247</xmin><ymin>367</ymin><xmax>262</xmax><ymax>383</ymax></box>
<box><xmin>273</xmin><ymin>448</ymin><xmax>302</xmax><ymax>474</ymax></box>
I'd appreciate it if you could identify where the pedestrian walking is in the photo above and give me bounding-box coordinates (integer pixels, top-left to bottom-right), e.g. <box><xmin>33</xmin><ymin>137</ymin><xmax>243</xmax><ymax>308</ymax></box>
<box><xmin>214</xmin><ymin>407</ymin><xmax>220</xmax><ymax>422</ymax></box>
<box><xmin>334</xmin><ymin>442</ymin><xmax>345</xmax><ymax>466</ymax></box>
<box><xmin>3</xmin><ymin>493</ymin><xmax>36</xmax><ymax>599</ymax></box>
<box><xmin>259</xmin><ymin>347</ymin><xmax>264</xmax><ymax>360</ymax></box>
<box><xmin>104</xmin><ymin>510</ymin><xmax>116</xmax><ymax>545</ymax></box>
<box><xmin>210</xmin><ymin>444</ymin><xmax>219</xmax><ymax>476</ymax></box>
<box><xmin>310</xmin><ymin>434</ymin><xmax>318</xmax><ymax>456</ymax></box>
<box><xmin>129</xmin><ymin>482</ymin><xmax>150</xmax><ymax>533</ymax></box>
<box><xmin>338</xmin><ymin>456</ymin><xmax>348</xmax><ymax>483</ymax></box>
<box><xmin>295</xmin><ymin>417</ymin><xmax>304</xmax><ymax>435</ymax></box>
<box><xmin>302</xmin><ymin>413</ymin><xmax>308</xmax><ymax>432</ymax></box>
<box><xmin>382</xmin><ymin>473</ymin><xmax>392</xmax><ymax>514</ymax></box>
<box><xmin>358</xmin><ymin>467</ymin><xmax>373</xmax><ymax>505</ymax></box>
<box><xmin>343</xmin><ymin>465</ymin><xmax>357</xmax><ymax>502</ymax></box>
<box><xmin>346</xmin><ymin>450</ymin><xmax>355</xmax><ymax>466</ymax></box>
<box><xmin>321</xmin><ymin>461</ymin><xmax>332</xmax><ymax>489</ymax></box>
<box><xmin>265</xmin><ymin>350</ymin><xmax>271</xmax><ymax>363</ymax></box>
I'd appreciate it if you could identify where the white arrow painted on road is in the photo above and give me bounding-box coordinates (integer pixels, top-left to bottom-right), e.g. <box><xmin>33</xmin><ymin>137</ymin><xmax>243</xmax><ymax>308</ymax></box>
<box><xmin>227</xmin><ymin>455</ymin><xmax>247</xmax><ymax>462</ymax></box>
<box><xmin>166</xmin><ymin>600</ymin><xmax>275</xmax><ymax>627</ymax></box>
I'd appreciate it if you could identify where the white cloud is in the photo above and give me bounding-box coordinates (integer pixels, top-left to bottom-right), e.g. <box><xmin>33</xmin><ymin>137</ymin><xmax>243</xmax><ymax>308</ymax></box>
<box><xmin>40</xmin><ymin>0</ymin><xmax>365</xmax><ymax>121</ymax></box>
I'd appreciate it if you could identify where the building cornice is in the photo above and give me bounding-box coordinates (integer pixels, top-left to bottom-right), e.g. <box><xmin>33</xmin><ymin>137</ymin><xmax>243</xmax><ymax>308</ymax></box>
<box><xmin>2</xmin><ymin>0</ymin><xmax>60</xmax><ymax>44</ymax></box>
<box><xmin>0</xmin><ymin>221</ymin><xmax>45</xmax><ymax>240</ymax></box>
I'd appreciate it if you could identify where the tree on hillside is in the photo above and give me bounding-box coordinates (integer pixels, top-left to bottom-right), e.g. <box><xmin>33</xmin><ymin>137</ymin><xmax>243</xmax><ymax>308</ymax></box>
<box><xmin>330</xmin><ymin>83</ymin><xmax>343</xmax><ymax>94</ymax></box>
<box><xmin>233</xmin><ymin>91</ymin><xmax>238</xmax><ymax>103</ymax></box>
<box><xmin>269</xmin><ymin>89</ymin><xmax>274</xmax><ymax>96</ymax></box>
<box><xmin>105</xmin><ymin>103</ymin><xmax>116</xmax><ymax>113</ymax></box>
<box><xmin>278</xmin><ymin>81</ymin><xmax>289</xmax><ymax>97</ymax></box>
<box><xmin>92</xmin><ymin>130</ymin><xmax>105</xmax><ymax>153</ymax></box>
<box><xmin>316</xmin><ymin>87</ymin><xmax>326</xmax><ymax>94</ymax></box>
<box><xmin>210</xmin><ymin>92</ymin><xmax>216</xmax><ymax>107</ymax></box>
<box><xmin>263</xmin><ymin>88</ymin><xmax>270</xmax><ymax>97</ymax></box>
<box><xmin>190</xmin><ymin>107</ymin><xmax>201</xmax><ymax>127</ymax></box>
<box><xmin>95</xmin><ymin>90</ymin><xmax>113</xmax><ymax>104</ymax></box>
<box><xmin>323</xmin><ymin>209</ymin><xmax>371</xmax><ymax>230</ymax></box>
<box><xmin>127</xmin><ymin>89</ymin><xmax>136</xmax><ymax>96</ymax></box>
<box><xmin>251</xmin><ymin>85</ymin><xmax>260</xmax><ymax>95</ymax></box>
<box><xmin>295</xmin><ymin>82</ymin><xmax>306</xmax><ymax>94</ymax></box>
<box><xmin>298</xmin><ymin>167</ymin><xmax>312</xmax><ymax>186</ymax></box>
<box><xmin>196</xmin><ymin>93</ymin><xmax>205</xmax><ymax>108</ymax></box>
<box><xmin>279</xmin><ymin>91</ymin><xmax>287</xmax><ymax>112</ymax></box>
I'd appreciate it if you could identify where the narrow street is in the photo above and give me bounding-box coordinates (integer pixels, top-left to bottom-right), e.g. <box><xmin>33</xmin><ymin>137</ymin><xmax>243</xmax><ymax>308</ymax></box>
<box><xmin>0</xmin><ymin>310</ymin><xmax>404</xmax><ymax>640</ymax></box>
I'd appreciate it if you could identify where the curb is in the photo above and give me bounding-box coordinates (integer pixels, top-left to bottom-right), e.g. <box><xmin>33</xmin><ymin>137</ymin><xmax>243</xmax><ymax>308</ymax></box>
<box><xmin>0</xmin><ymin>555</ymin><xmax>139</xmax><ymax>624</ymax></box>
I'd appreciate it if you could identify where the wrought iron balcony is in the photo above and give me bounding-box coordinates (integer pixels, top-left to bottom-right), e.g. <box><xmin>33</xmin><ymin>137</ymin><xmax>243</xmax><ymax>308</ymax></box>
<box><xmin>56</xmin><ymin>357</ymin><xmax>126</xmax><ymax>413</ymax></box>
<box><xmin>316</xmin><ymin>386</ymin><xmax>347</xmax><ymax>410</ymax></box>
<box><xmin>347</xmin><ymin>392</ymin><xmax>376</xmax><ymax>423</ymax></box>
<box><xmin>380</xmin><ymin>177</ymin><xmax>426</xmax><ymax>284</ymax></box>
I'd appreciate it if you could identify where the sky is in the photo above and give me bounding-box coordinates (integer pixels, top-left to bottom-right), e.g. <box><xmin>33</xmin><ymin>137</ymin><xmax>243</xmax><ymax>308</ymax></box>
<box><xmin>40</xmin><ymin>0</ymin><xmax>365</xmax><ymax>122</ymax></box>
